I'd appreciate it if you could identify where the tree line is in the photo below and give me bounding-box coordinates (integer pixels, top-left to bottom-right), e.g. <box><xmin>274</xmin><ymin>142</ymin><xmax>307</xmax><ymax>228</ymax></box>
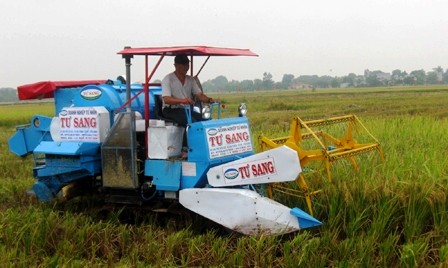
<box><xmin>1</xmin><ymin>66</ymin><xmax>447</xmax><ymax>102</ymax></box>
<box><xmin>202</xmin><ymin>66</ymin><xmax>448</xmax><ymax>92</ymax></box>
<box><xmin>0</xmin><ymin>88</ymin><xmax>19</xmax><ymax>102</ymax></box>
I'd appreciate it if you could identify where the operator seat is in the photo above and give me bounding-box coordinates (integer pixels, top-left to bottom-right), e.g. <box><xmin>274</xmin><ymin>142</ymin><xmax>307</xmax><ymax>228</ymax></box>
<box><xmin>154</xmin><ymin>94</ymin><xmax>176</xmax><ymax>124</ymax></box>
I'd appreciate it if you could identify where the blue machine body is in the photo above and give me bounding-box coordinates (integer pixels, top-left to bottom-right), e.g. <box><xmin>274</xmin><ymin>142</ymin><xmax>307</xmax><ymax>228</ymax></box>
<box><xmin>54</xmin><ymin>82</ymin><xmax>161</xmax><ymax>123</ymax></box>
<box><xmin>8</xmin><ymin>79</ymin><xmax>255</xmax><ymax>203</ymax></box>
<box><xmin>32</xmin><ymin>142</ymin><xmax>102</xmax><ymax>201</ymax></box>
<box><xmin>8</xmin><ymin>80</ymin><xmax>162</xmax><ymax>201</ymax></box>
<box><xmin>144</xmin><ymin>117</ymin><xmax>254</xmax><ymax>192</ymax></box>
<box><xmin>8</xmin><ymin>115</ymin><xmax>53</xmax><ymax>156</ymax></box>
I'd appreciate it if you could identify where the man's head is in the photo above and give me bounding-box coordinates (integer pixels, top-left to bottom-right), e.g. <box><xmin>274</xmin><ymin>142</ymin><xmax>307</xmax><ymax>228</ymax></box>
<box><xmin>174</xmin><ymin>54</ymin><xmax>190</xmax><ymax>65</ymax></box>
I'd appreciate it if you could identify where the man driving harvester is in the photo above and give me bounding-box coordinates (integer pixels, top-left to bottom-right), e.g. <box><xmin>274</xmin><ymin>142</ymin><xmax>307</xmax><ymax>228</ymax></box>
<box><xmin>161</xmin><ymin>54</ymin><xmax>218</xmax><ymax>158</ymax></box>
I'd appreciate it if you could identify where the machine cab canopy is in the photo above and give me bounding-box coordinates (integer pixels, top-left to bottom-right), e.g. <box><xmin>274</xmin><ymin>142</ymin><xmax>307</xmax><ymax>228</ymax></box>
<box><xmin>117</xmin><ymin>45</ymin><xmax>258</xmax><ymax>77</ymax></box>
<box><xmin>117</xmin><ymin>46</ymin><xmax>258</xmax><ymax>57</ymax></box>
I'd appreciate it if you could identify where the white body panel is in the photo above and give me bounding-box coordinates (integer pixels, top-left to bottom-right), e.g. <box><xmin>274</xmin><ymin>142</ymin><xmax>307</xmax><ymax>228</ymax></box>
<box><xmin>50</xmin><ymin>106</ymin><xmax>110</xmax><ymax>143</ymax></box>
<box><xmin>179</xmin><ymin>188</ymin><xmax>301</xmax><ymax>235</ymax></box>
<box><xmin>207</xmin><ymin>145</ymin><xmax>301</xmax><ymax>187</ymax></box>
<box><xmin>206</xmin><ymin>122</ymin><xmax>253</xmax><ymax>159</ymax></box>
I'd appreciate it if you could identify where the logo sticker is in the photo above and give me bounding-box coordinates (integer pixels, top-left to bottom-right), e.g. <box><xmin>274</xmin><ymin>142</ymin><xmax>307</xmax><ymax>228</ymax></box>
<box><xmin>80</xmin><ymin>89</ymin><xmax>102</xmax><ymax>100</ymax></box>
<box><xmin>223</xmin><ymin>168</ymin><xmax>239</xmax><ymax>180</ymax></box>
<box><xmin>207</xmin><ymin>128</ymin><xmax>218</xmax><ymax>136</ymax></box>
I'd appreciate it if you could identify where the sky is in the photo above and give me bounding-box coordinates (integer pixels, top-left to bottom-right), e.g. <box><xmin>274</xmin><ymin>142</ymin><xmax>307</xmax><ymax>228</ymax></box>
<box><xmin>1</xmin><ymin>0</ymin><xmax>448</xmax><ymax>88</ymax></box>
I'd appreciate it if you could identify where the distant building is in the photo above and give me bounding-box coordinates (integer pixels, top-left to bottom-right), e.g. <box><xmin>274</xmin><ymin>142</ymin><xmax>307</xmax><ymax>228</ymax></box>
<box><xmin>289</xmin><ymin>82</ymin><xmax>313</xmax><ymax>89</ymax></box>
<box><xmin>364</xmin><ymin>69</ymin><xmax>391</xmax><ymax>81</ymax></box>
<box><xmin>376</xmin><ymin>72</ymin><xmax>391</xmax><ymax>81</ymax></box>
<box><xmin>436</xmin><ymin>70</ymin><xmax>443</xmax><ymax>82</ymax></box>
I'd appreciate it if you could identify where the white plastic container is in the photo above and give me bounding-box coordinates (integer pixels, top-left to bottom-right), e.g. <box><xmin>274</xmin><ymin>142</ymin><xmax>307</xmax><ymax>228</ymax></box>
<box><xmin>147</xmin><ymin>125</ymin><xmax>184</xmax><ymax>159</ymax></box>
<box><xmin>148</xmin><ymin>119</ymin><xmax>165</xmax><ymax>127</ymax></box>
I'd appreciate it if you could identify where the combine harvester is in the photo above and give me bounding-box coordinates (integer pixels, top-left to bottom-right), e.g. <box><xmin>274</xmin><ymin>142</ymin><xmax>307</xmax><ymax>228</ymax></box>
<box><xmin>259</xmin><ymin>114</ymin><xmax>385</xmax><ymax>215</ymax></box>
<box><xmin>8</xmin><ymin>46</ymin><xmax>321</xmax><ymax>235</ymax></box>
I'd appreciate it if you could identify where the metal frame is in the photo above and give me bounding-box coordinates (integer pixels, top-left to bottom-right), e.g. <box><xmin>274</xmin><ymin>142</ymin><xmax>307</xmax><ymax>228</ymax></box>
<box><xmin>117</xmin><ymin>46</ymin><xmax>258</xmax><ymax>158</ymax></box>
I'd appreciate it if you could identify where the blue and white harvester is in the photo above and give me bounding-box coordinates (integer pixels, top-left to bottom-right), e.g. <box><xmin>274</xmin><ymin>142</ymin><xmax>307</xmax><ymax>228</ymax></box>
<box><xmin>8</xmin><ymin>46</ymin><xmax>321</xmax><ymax>235</ymax></box>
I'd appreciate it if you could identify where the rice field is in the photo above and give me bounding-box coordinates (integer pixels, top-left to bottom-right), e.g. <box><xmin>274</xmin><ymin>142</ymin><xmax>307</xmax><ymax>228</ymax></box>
<box><xmin>0</xmin><ymin>85</ymin><xmax>447</xmax><ymax>267</ymax></box>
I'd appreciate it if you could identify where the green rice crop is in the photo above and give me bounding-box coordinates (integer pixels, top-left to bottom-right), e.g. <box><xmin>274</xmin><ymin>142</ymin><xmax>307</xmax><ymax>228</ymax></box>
<box><xmin>0</xmin><ymin>86</ymin><xmax>447</xmax><ymax>266</ymax></box>
<box><xmin>0</xmin><ymin>102</ymin><xmax>54</xmax><ymax>127</ymax></box>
